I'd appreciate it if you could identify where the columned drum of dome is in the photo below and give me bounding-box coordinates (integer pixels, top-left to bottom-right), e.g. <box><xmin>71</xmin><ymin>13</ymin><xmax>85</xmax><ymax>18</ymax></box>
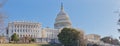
<box><xmin>54</xmin><ymin>3</ymin><xmax>72</xmax><ymax>29</ymax></box>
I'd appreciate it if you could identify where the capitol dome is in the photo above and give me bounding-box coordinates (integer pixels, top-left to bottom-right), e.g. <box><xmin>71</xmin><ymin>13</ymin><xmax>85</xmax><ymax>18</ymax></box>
<box><xmin>54</xmin><ymin>3</ymin><xmax>72</xmax><ymax>29</ymax></box>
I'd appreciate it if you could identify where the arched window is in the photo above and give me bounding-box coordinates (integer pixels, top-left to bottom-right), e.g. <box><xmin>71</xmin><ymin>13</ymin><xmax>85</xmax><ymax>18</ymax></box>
<box><xmin>17</xmin><ymin>30</ymin><xmax>19</xmax><ymax>32</ymax></box>
<box><xmin>15</xmin><ymin>30</ymin><xmax>16</xmax><ymax>32</ymax></box>
<box><xmin>12</xmin><ymin>30</ymin><xmax>13</xmax><ymax>33</ymax></box>
<box><xmin>34</xmin><ymin>25</ymin><xmax>35</xmax><ymax>28</ymax></box>
<box><xmin>20</xmin><ymin>35</ymin><xmax>22</xmax><ymax>37</ymax></box>
<box><xmin>23</xmin><ymin>30</ymin><xmax>24</xmax><ymax>32</ymax></box>
<box><xmin>20</xmin><ymin>29</ymin><xmax>22</xmax><ymax>32</ymax></box>
<box><xmin>15</xmin><ymin>25</ymin><xmax>17</xmax><ymax>28</ymax></box>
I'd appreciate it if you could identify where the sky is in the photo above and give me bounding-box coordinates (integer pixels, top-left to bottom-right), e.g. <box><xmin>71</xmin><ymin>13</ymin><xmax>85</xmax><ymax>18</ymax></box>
<box><xmin>2</xmin><ymin>0</ymin><xmax>120</xmax><ymax>39</ymax></box>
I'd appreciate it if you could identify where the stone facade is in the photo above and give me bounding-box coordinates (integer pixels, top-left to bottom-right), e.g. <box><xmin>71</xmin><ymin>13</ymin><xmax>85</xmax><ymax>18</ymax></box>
<box><xmin>85</xmin><ymin>34</ymin><xmax>101</xmax><ymax>43</ymax></box>
<box><xmin>7</xmin><ymin>21</ymin><xmax>42</xmax><ymax>42</ymax></box>
<box><xmin>40</xmin><ymin>28</ymin><xmax>59</xmax><ymax>43</ymax></box>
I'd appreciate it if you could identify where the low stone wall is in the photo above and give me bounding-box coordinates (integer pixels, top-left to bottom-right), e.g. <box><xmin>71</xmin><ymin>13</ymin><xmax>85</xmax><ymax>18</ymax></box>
<box><xmin>0</xmin><ymin>44</ymin><xmax>49</xmax><ymax>46</ymax></box>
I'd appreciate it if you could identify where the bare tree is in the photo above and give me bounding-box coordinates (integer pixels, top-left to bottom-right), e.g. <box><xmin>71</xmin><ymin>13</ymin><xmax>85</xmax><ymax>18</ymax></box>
<box><xmin>0</xmin><ymin>36</ymin><xmax>6</xmax><ymax>43</ymax></box>
<box><xmin>0</xmin><ymin>0</ymin><xmax>7</xmax><ymax>36</ymax></box>
<box><xmin>114</xmin><ymin>9</ymin><xmax>120</xmax><ymax>40</ymax></box>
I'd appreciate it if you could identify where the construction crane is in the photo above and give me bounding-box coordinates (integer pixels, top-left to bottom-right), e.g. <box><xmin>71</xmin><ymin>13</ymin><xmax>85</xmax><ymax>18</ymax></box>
<box><xmin>0</xmin><ymin>0</ymin><xmax>8</xmax><ymax>36</ymax></box>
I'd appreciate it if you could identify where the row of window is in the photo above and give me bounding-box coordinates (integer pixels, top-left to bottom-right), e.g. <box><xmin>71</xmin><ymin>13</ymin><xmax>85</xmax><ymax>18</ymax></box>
<box><xmin>18</xmin><ymin>34</ymin><xmax>37</xmax><ymax>38</ymax></box>
<box><xmin>47</xmin><ymin>34</ymin><xmax>56</xmax><ymax>39</ymax></box>
<box><xmin>10</xmin><ymin>25</ymin><xmax>40</xmax><ymax>28</ymax></box>
<box><xmin>11</xmin><ymin>29</ymin><xmax>39</xmax><ymax>33</ymax></box>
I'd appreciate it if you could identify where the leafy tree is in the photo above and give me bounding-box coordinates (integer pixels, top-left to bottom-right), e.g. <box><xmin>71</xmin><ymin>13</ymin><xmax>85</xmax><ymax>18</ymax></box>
<box><xmin>93</xmin><ymin>44</ymin><xmax>99</xmax><ymax>46</ymax></box>
<box><xmin>31</xmin><ymin>38</ymin><xmax>36</xmax><ymax>42</ymax></box>
<box><xmin>58</xmin><ymin>28</ymin><xmax>86</xmax><ymax>46</ymax></box>
<box><xmin>11</xmin><ymin>33</ymin><xmax>19</xmax><ymax>43</ymax></box>
<box><xmin>101</xmin><ymin>36</ymin><xmax>120</xmax><ymax>45</ymax></box>
<box><xmin>101</xmin><ymin>37</ymin><xmax>112</xmax><ymax>44</ymax></box>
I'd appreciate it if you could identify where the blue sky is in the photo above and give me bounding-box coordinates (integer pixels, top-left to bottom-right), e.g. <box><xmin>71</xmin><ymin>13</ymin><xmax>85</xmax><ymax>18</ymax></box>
<box><xmin>3</xmin><ymin>0</ymin><xmax>120</xmax><ymax>39</ymax></box>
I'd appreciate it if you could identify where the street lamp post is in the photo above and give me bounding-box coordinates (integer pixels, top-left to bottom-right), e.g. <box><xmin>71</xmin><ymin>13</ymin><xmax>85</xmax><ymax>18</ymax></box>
<box><xmin>77</xmin><ymin>40</ymin><xmax>79</xmax><ymax>46</ymax></box>
<box><xmin>109</xmin><ymin>38</ymin><xmax>112</xmax><ymax>46</ymax></box>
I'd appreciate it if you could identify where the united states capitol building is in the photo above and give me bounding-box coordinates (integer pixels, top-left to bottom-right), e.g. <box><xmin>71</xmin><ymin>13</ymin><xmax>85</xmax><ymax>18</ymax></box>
<box><xmin>6</xmin><ymin>3</ymin><xmax>72</xmax><ymax>43</ymax></box>
<box><xmin>4</xmin><ymin>3</ymin><xmax>119</xmax><ymax>46</ymax></box>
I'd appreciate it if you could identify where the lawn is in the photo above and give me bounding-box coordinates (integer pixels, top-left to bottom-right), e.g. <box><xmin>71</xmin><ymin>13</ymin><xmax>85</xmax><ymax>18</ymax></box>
<box><xmin>0</xmin><ymin>44</ymin><xmax>51</xmax><ymax>46</ymax></box>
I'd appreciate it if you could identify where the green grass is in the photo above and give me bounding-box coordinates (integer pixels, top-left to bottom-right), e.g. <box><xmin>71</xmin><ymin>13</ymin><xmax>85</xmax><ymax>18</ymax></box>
<box><xmin>0</xmin><ymin>44</ymin><xmax>51</xmax><ymax>46</ymax></box>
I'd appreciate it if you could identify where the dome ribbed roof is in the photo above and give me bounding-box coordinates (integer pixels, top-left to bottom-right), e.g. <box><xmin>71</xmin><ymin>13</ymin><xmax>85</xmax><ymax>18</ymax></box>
<box><xmin>55</xmin><ymin>10</ymin><xmax>70</xmax><ymax>23</ymax></box>
<box><xmin>54</xmin><ymin>3</ymin><xmax>72</xmax><ymax>29</ymax></box>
